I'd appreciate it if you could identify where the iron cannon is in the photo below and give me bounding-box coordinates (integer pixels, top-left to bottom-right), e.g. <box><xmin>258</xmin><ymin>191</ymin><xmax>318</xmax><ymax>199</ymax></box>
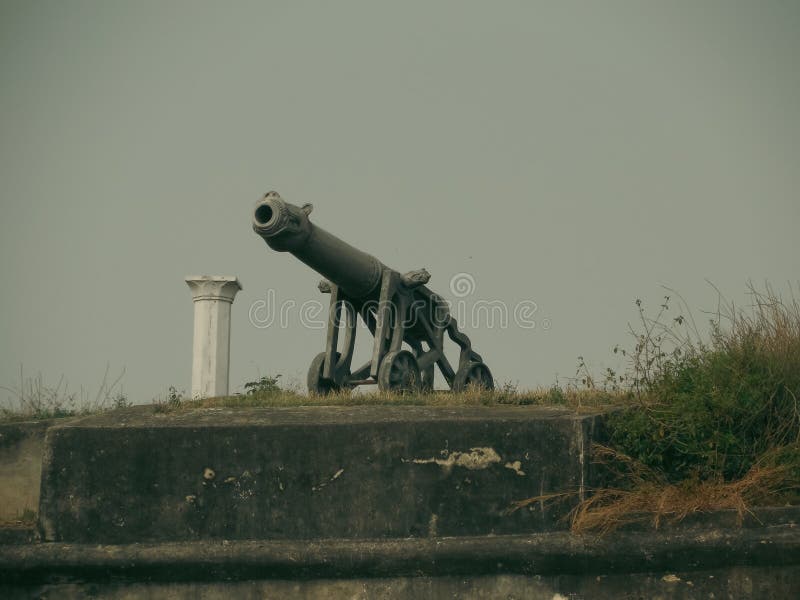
<box><xmin>252</xmin><ymin>191</ymin><xmax>493</xmax><ymax>394</ymax></box>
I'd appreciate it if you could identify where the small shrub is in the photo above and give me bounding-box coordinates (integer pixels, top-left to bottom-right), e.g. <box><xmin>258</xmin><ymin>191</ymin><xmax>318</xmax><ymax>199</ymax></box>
<box><xmin>608</xmin><ymin>284</ymin><xmax>800</xmax><ymax>484</ymax></box>
<box><xmin>243</xmin><ymin>375</ymin><xmax>282</xmax><ymax>395</ymax></box>
<box><xmin>111</xmin><ymin>392</ymin><xmax>130</xmax><ymax>410</ymax></box>
<box><xmin>153</xmin><ymin>385</ymin><xmax>185</xmax><ymax>413</ymax></box>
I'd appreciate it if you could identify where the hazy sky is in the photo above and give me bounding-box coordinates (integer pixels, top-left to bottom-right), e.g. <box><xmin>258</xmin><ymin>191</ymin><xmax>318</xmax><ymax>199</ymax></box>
<box><xmin>1</xmin><ymin>1</ymin><xmax>798</xmax><ymax>404</ymax></box>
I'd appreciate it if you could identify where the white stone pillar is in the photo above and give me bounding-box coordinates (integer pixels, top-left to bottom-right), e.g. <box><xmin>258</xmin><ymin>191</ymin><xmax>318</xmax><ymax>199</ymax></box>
<box><xmin>185</xmin><ymin>275</ymin><xmax>242</xmax><ymax>399</ymax></box>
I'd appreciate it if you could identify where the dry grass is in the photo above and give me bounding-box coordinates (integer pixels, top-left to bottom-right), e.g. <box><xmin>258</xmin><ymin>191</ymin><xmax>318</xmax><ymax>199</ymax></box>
<box><xmin>568</xmin><ymin>468</ymin><xmax>789</xmax><ymax>535</ymax></box>
<box><xmin>166</xmin><ymin>385</ymin><xmax>627</xmax><ymax>412</ymax></box>
<box><xmin>0</xmin><ymin>365</ymin><xmax>127</xmax><ymax>422</ymax></box>
<box><xmin>507</xmin><ymin>443</ymin><xmax>798</xmax><ymax>535</ymax></box>
<box><xmin>571</xmin><ymin>444</ymin><xmax>795</xmax><ymax>534</ymax></box>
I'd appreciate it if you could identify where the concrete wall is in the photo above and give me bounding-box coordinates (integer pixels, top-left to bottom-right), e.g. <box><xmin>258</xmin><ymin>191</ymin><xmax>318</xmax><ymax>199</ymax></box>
<box><xmin>38</xmin><ymin>406</ymin><xmax>604</xmax><ymax>543</ymax></box>
<box><xmin>2</xmin><ymin>566</ymin><xmax>799</xmax><ymax>599</ymax></box>
<box><xmin>0</xmin><ymin>420</ymin><xmax>58</xmax><ymax>522</ymax></box>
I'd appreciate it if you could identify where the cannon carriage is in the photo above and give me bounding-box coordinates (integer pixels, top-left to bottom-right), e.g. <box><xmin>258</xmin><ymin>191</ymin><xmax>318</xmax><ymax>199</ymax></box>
<box><xmin>252</xmin><ymin>192</ymin><xmax>493</xmax><ymax>394</ymax></box>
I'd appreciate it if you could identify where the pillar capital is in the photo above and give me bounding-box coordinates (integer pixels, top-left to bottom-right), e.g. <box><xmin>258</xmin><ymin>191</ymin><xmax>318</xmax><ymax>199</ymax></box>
<box><xmin>185</xmin><ymin>275</ymin><xmax>242</xmax><ymax>303</ymax></box>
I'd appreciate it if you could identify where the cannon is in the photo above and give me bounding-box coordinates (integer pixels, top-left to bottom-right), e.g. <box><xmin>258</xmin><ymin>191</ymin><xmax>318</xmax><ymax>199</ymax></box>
<box><xmin>252</xmin><ymin>191</ymin><xmax>493</xmax><ymax>394</ymax></box>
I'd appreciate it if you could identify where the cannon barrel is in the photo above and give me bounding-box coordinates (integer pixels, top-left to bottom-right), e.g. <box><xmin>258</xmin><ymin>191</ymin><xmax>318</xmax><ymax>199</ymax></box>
<box><xmin>252</xmin><ymin>192</ymin><xmax>385</xmax><ymax>299</ymax></box>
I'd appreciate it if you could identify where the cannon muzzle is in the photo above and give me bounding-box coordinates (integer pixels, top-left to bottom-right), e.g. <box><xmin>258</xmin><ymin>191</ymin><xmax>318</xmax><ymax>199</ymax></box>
<box><xmin>252</xmin><ymin>192</ymin><xmax>383</xmax><ymax>299</ymax></box>
<box><xmin>252</xmin><ymin>192</ymin><xmax>313</xmax><ymax>252</ymax></box>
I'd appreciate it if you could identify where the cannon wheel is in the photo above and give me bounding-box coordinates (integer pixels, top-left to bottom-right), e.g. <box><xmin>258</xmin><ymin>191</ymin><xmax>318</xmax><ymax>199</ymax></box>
<box><xmin>452</xmin><ymin>361</ymin><xmax>494</xmax><ymax>392</ymax></box>
<box><xmin>378</xmin><ymin>350</ymin><xmax>421</xmax><ymax>393</ymax></box>
<box><xmin>307</xmin><ymin>351</ymin><xmax>344</xmax><ymax>395</ymax></box>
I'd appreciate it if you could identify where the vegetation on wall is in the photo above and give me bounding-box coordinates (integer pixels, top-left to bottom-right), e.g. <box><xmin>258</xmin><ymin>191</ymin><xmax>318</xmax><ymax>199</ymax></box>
<box><xmin>3</xmin><ymin>282</ymin><xmax>797</xmax><ymax>532</ymax></box>
<box><xmin>566</xmin><ymin>283</ymin><xmax>800</xmax><ymax>531</ymax></box>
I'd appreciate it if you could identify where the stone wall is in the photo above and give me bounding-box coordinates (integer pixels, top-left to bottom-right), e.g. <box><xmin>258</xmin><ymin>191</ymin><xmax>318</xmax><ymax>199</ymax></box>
<box><xmin>38</xmin><ymin>405</ymin><xmax>603</xmax><ymax>543</ymax></box>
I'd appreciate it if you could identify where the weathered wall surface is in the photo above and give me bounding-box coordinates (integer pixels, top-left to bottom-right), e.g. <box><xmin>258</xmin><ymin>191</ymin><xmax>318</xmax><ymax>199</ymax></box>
<box><xmin>0</xmin><ymin>567</ymin><xmax>800</xmax><ymax>600</ymax></box>
<box><xmin>0</xmin><ymin>420</ymin><xmax>57</xmax><ymax>522</ymax></box>
<box><xmin>38</xmin><ymin>406</ymin><xmax>604</xmax><ymax>543</ymax></box>
<box><xmin>2</xmin><ymin>566</ymin><xmax>799</xmax><ymax>599</ymax></box>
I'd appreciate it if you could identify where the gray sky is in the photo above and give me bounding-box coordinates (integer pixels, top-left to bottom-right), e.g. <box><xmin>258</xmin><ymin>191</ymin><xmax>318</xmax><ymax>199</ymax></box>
<box><xmin>1</xmin><ymin>0</ymin><xmax>798</xmax><ymax>404</ymax></box>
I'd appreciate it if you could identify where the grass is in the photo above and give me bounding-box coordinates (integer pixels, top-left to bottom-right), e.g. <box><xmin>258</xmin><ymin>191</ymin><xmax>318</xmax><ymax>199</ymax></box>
<box><xmin>606</xmin><ymin>284</ymin><xmax>800</xmax><ymax>483</ymax></box>
<box><xmin>568</xmin><ymin>447</ymin><xmax>793</xmax><ymax>534</ymax></box>
<box><xmin>171</xmin><ymin>385</ymin><xmax>624</xmax><ymax>411</ymax></box>
<box><xmin>151</xmin><ymin>370</ymin><xmax>625</xmax><ymax>412</ymax></box>
<box><xmin>0</xmin><ymin>370</ymin><xmax>622</xmax><ymax>420</ymax></box>
<box><xmin>509</xmin><ymin>443</ymin><xmax>795</xmax><ymax>535</ymax></box>
<box><xmin>0</xmin><ymin>365</ymin><xmax>128</xmax><ymax>422</ymax></box>
<box><xmin>511</xmin><ymin>282</ymin><xmax>800</xmax><ymax>533</ymax></box>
